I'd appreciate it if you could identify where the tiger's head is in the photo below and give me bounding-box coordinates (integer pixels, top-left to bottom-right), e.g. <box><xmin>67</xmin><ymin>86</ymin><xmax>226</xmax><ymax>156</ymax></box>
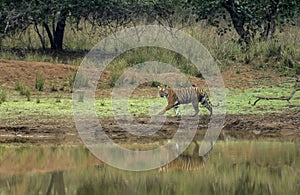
<box><xmin>158</xmin><ymin>86</ymin><xmax>169</xmax><ymax>98</ymax></box>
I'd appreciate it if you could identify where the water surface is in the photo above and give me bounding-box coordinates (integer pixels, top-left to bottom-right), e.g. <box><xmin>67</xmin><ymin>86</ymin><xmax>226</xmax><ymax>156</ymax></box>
<box><xmin>0</xmin><ymin>142</ymin><xmax>299</xmax><ymax>194</ymax></box>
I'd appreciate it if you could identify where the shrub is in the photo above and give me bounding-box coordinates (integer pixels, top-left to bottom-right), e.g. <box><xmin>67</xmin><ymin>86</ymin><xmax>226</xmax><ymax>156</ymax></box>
<box><xmin>0</xmin><ymin>90</ymin><xmax>7</xmax><ymax>104</ymax></box>
<box><xmin>15</xmin><ymin>79</ymin><xmax>24</xmax><ymax>92</ymax></box>
<box><xmin>35</xmin><ymin>71</ymin><xmax>45</xmax><ymax>91</ymax></box>
<box><xmin>69</xmin><ymin>73</ymin><xmax>76</xmax><ymax>91</ymax></box>
<box><xmin>108</xmin><ymin>62</ymin><xmax>126</xmax><ymax>87</ymax></box>
<box><xmin>24</xmin><ymin>87</ymin><xmax>31</xmax><ymax>101</ymax></box>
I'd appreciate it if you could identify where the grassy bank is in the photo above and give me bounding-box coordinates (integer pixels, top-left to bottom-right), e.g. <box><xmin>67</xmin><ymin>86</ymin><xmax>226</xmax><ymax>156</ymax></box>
<box><xmin>0</xmin><ymin>85</ymin><xmax>299</xmax><ymax>122</ymax></box>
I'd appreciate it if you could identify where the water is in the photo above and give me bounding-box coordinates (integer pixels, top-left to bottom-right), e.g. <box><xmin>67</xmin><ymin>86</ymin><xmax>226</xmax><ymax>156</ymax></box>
<box><xmin>0</xmin><ymin>142</ymin><xmax>299</xmax><ymax>194</ymax></box>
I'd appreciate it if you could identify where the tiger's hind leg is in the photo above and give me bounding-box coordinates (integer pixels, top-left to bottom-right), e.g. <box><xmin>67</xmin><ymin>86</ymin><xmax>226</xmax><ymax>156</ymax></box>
<box><xmin>173</xmin><ymin>100</ymin><xmax>180</xmax><ymax>116</ymax></box>
<box><xmin>200</xmin><ymin>96</ymin><xmax>212</xmax><ymax>116</ymax></box>
<box><xmin>192</xmin><ymin>101</ymin><xmax>199</xmax><ymax>116</ymax></box>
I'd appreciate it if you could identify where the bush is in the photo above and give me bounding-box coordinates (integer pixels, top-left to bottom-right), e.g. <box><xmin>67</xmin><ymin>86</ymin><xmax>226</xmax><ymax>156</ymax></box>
<box><xmin>24</xmin><ymin>87</ymin><xmax>31</xmax><ymax>101</ymax></box>
<box><xmin>69</xmin><ymin>73</ymin><xmax>76</xmax><ymax>91</ymax></box>
<box><xmin>0</xmin><ymin>90</ymin><xmax>7</xmax><ymax>103</ymax></box>
<box><xmin>16</xmin><ymin>81</ymin><xmax>28</xmax><ymax>96</ymax></box>
<box><xmin>15</xmin><ymin>79</ymin><xmax>24</xmax><ymax>92</ymax></box>
<box><xmin>35</xmin><ymin>71</ymin><xmax>45</xmax><ymax>91</ymax></box>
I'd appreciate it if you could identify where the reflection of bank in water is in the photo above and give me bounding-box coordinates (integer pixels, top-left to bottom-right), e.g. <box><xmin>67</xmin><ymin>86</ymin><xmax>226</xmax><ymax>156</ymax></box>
<box><xmin>159</xmin><ymin>140</ymin><xmax>212</xmax><ymax>172</ymax></box>
<box><xmin>1</xmin><ymin>142</ymin><xmax>299</xmax><ymax>194</ymax></box>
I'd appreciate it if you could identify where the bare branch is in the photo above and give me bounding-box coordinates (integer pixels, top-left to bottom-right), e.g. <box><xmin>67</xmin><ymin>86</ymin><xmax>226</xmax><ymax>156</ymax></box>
<box><xmin>253</xmin><ymin>76</ymin><xmax>300</xmax><ymax>106</ymax></box>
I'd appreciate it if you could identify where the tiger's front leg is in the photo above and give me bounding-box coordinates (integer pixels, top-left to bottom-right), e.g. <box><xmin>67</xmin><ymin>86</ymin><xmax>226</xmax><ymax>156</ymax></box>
<box><xmin>173</xmin><ymin>106</ymin><xmax>179</xmax><ymax>116</ymax></box>
<box><xmin>159</xmin><ymin>104</ymin><xmax>174</xmax><ymax>115</ymax></box>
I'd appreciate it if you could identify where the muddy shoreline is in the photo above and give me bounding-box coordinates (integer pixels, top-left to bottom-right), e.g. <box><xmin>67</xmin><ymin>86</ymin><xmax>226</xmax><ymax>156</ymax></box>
<box><xmin>1</xmin><ymin>112</ymin><xmax>299</xmax><ymax>145</ymax></box>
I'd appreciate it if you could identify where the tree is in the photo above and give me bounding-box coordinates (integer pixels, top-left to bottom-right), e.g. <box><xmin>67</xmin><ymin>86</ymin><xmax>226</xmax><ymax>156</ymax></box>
<box><xmin>0</xmin><ymin>0</ymin><xmax>141</xmax><ymax>50</ymax></box>
<box><xmin>187</xmin><ymin>0</ymin><xmax>300</xmax><ymax>45</ymax></box>
<box><xmin>1</xmin><ymin>0</ymin><xmax>299</xmax><ymax>50</ymax></box>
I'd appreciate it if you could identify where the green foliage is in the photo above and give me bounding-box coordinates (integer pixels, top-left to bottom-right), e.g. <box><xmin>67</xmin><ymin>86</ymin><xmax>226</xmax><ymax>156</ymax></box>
<box><xmin>188</xmin><ymin>0</ymin><xmax>300</xmax><ymax>44</ymax></box>
<box><xmin>14</xmin><ymin>79</ymin><xmax>31</xmax><ymax>101</ymax></box>
<box><xmin>0</xmin><ymin>0</ymin><xmax>143</xmax><ymax>50</ymax></box>
<box><xmin>107</xmin><ymin>61</ymin><xmax>126</xmax><ymax>87</ymax></box>
<box><xmin>1</xmin><ymin>0</ymin><xmax>299</xmax><ymax>50</ymax></box>
<box><xmin>35</xmin><ymin>72</ymin><xmax>45</xmax><ymax>91</ymax></box>
<box><xmin>69</xmin><ymin>73</ymin><xmax>76</xmax><ymax>92</ymax></box>
<box><xmin>113</xmin><ymin>47</ymin><xmax>202</xmax><ymax>79</ymax></box>
<box><xmin>295</xmin><ymin>66</ymin><xmax>300</xmax><ymax>75</ymax></box>
<box><xmin>15</xmin><ymin>79</ymin><xmax>24</xmax><ymax>92</ymax></box>
<box><xmin>24</xmin><ymin>87</ymin><xmax>31</xmax><ymax>101</ymax></box>
<box><xmin>0</xmin><ymin>89</ymin><xmax>7</xmax><ymax>104</ymax></box>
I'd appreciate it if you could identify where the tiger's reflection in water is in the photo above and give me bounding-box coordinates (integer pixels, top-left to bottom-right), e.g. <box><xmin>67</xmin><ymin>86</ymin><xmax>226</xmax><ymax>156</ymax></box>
<box><xmin>159</xmin><ymin>140</ymin><xmax>211</xmax><ymax>172</ymax></box>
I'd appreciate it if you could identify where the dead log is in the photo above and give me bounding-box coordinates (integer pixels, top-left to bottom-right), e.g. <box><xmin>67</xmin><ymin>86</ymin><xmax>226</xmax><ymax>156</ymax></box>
<box><xmin>253</xmin><ymin>76</ymin><xmax>300</xmax><ymax>106</ymax></box>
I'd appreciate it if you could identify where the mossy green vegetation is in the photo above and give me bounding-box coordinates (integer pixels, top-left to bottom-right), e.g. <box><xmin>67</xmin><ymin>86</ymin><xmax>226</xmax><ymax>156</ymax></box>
<box><xmin>226</xmin><ymin>85</ymin><xmax>300</xmax><ymax>114</ymax></box>
<box><xmin>0</xmin><ymin>85</ymin><xmax>299</xmax><ymax>121</ymax></box>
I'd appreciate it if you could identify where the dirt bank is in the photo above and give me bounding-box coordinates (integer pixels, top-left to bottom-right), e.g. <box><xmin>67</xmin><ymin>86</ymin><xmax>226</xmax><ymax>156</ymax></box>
<box><xmin>1</xmin><ymin>111</ymin><xmax>299</xmax><ymax>145</ymax></box>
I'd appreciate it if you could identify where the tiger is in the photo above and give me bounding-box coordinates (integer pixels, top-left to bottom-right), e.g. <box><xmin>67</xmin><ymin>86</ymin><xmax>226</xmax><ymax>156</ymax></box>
<box><xmin>158</xmin><ymin>86</ymin><xmax>212</xmax><ymax>116</ymax></box>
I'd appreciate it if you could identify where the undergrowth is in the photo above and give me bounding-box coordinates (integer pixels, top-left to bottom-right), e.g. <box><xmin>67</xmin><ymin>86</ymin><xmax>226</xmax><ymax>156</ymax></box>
<box><xmin>0</xmin><ymin>22</ymin><xmax>299</xmax><ymax>78</ymax></box>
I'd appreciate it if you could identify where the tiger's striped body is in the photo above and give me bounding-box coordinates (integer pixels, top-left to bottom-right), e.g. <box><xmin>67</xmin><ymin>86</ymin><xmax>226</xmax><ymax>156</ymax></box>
<box><xmin>158</xmin><ymin>86</ymin><xmax>212</xmax><ymax>116</ymax></box>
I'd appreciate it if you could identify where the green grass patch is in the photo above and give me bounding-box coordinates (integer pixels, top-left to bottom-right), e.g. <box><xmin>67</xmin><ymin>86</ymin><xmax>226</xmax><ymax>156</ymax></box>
<box><xmin>0</xmin><ymin>98</ymin><xmax>73</xmax><ymax>121</ymax></box>
<box><xmin>15</xmin><ymin>79</ymin><xmax>25</xmax><ymax>92</ymax></box>
<box><xmin>227</xmin><ymin>84</ymin><xmax>300</xmax><ymax>114</ymax></box>
<box><xmin>0</xmin><ymin>85</ymin><xmax>299</xmax><ymax>121</ymax></box>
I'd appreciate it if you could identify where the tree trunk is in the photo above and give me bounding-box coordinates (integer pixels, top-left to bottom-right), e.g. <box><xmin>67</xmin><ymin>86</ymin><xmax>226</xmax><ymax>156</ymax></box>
<box><xmin>34</xmin><ymin>22</ymin><xmax>46</xmax><ymax>50</ymax></box>
<box><xmin>261</xmin><ymin>0</ymin><xmax>278</xmax><ymax>40</ymax></box>
<box><xmin>42</xmin><ymin>9</ymin><xmax>67</xmax><ymax>50</ymax></box>
<box><xmin>53</xmin><ymin>9</ymin><xmax>67</xmax><ymax>50</ymax></box>
<box><xmin>43</xmin><ymin>22</ymin><xmax>55</xmax><ymax>49</ymax></box>
<box><xmin>221</xmin><ymin>1</ymin><xmax>250</xmax><ymax>45</ymax></box>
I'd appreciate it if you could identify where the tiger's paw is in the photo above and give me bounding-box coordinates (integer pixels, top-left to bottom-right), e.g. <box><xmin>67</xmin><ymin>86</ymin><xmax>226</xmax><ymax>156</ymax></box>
<box><xmin>158</xmin><ymin>111</ymin><xmax>165</xmax><ymax>115</ymax></box>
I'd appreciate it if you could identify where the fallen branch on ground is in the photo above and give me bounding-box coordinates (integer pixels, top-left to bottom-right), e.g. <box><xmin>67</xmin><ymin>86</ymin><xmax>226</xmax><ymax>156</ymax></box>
<box><xmin>252</xmin><ymin>75</ymin><xmax>300</xmax><ymax>106</ymax></box>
